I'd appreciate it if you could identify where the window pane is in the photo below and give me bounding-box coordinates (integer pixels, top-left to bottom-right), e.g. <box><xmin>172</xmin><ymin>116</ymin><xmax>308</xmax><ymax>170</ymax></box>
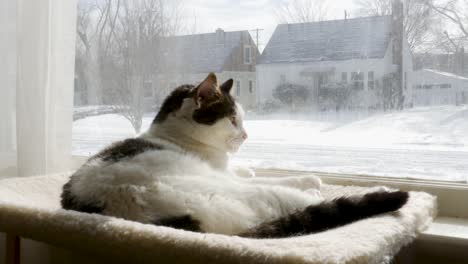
<box><xmin>69</xmin><ymin>0</ymin><xmax>468</xmax><ymax>183</ymax></box>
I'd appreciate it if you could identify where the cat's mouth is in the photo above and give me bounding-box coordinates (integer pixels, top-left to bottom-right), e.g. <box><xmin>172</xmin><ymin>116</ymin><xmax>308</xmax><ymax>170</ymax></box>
<box><xmin>227</xmin><ymin>137</ymin><xmax>245</xmax><ymax>153</ymax></box>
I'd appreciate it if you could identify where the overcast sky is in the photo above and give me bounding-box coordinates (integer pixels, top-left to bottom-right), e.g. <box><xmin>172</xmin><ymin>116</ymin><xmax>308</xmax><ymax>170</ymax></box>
<box><xmin>185</xmin><ymin>0</ymin><xmax>360</xmax><ymax>50</ymax></box>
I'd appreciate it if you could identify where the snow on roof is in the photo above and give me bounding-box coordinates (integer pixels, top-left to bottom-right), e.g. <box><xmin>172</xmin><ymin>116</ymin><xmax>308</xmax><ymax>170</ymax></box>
<box><xmin>156</xmin><ymin>30</ymin><xmax>251</xmax><ymax>74</ymax></box>
<box><xmin>258</xmin><ymin>16</ymin><xmax>393</xmax><ymax>64</ymax></box>
<box><xmin>421</xmin><ymin>69</ymin><xmax>468</xmax><ymax>81</ymax></box>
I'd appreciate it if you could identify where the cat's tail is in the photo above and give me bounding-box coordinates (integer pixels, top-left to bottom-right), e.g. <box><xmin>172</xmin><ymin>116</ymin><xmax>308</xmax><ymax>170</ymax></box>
<box><xmin>239</xmin><ymin>190</ymin><xmax>408</xmax><ymax>238</ymax></box>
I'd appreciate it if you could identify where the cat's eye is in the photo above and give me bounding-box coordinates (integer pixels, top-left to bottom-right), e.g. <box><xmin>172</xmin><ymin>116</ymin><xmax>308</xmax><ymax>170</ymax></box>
<box><xmin>230</xmin><ymin>116</ymin><xmax>237</xmax><ymax>126</ymax></box>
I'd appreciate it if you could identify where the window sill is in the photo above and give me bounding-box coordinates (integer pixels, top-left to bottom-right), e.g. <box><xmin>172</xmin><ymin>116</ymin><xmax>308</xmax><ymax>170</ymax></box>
<box><xmin>424</xmin><ymin>217</ymin><xmax>468</xmax><ymax>241</ymax></box>
<box><xmin>254</xmin><ymin>168</ymin><xmax>468</xmax><ymax>219</ymax></box>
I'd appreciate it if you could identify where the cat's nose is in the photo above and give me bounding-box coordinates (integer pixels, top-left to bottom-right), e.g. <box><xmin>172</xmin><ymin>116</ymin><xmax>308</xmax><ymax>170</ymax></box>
<box><xmin>242</xmin><ymin>132</ymin><xmax>248</xmax><ymax>140</ymax></box>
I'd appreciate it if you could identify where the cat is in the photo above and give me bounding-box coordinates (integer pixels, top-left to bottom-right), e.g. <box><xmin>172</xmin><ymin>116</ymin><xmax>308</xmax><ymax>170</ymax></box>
<box><xmin>61</xmin><ymin>73</ymin><xmax>408</xmax><ymax>238</ymax></box>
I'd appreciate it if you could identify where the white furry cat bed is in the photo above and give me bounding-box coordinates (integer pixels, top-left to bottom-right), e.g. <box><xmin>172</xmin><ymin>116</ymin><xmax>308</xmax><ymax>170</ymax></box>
<box><xmin>0</xmin><ymin>173</ymin><xmax>436</xmax><ymax>264</ymax></box>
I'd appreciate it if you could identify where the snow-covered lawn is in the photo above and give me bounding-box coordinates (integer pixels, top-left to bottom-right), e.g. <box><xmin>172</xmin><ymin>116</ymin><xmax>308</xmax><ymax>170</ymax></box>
<box><xmin>73</xmin><ymin>105</ymin><xmax>468</xmax><ymax>182</ymax></box>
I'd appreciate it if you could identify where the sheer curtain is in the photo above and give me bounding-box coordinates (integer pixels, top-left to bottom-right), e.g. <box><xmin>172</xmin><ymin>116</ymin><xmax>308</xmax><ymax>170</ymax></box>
<box><xmin>0</xmin><ymin>0</ymin><xmax>77</xmax><ymax>178</ymax></box>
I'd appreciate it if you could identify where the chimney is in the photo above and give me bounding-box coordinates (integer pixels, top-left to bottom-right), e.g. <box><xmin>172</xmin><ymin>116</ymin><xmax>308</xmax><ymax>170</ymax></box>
<box><xmin>216</xmin><ymin>28</ymin><xmax>225</xmax><ymax>43</ymax></box>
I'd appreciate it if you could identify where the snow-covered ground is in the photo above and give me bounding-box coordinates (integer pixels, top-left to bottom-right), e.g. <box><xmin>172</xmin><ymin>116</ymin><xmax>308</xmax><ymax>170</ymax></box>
<box><xmin>73</xmin><ymin>105</ymin><xmax>468</xmax><ymax>182</ymax></box>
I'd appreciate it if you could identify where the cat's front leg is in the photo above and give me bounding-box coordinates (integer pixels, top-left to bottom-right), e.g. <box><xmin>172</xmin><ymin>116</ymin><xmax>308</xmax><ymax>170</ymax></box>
<box><xmin>246</xmin><ymin>175</ymin><xmax>321</xmax><ymax>191</ymax></box>
<box><xmin>231</xmin><ymin>166</ymin><xmax>256</xmax><ymax>178</ymax></box>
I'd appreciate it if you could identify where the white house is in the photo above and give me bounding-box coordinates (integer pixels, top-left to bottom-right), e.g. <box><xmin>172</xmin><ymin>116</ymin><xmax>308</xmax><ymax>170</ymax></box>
<box><xmin>412</xmin><ymin>69</ymin><xmax>468</xmax><ymax>106</ymax></box>
<box><xmin>256</xmin><ymin>15</ymin><xmax>413</xmax><ymax>110</ymax></box>
<box><xmin>146</xmin><ymin>29</ymin><xmax>259</xmax><ymax>110</ymax></box>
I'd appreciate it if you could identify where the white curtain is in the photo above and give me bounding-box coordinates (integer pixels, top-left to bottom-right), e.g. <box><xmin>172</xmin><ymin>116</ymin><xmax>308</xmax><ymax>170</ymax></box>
<box><xmin>0</xmin><ymin>0</ymin><xmax>77</xmax><ymax>177</ymax></box>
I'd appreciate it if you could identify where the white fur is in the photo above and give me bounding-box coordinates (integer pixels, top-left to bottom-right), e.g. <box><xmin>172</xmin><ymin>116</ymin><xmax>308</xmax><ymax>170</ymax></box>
<box><xmin>0</xmin><ymin>174</ymin><xmax>436</xmax><ymax>264</ymax></box>
<box><xmin>70</xmin><ymin>94</ymin><xmax>323</xmax><ymax>235</ymax></box>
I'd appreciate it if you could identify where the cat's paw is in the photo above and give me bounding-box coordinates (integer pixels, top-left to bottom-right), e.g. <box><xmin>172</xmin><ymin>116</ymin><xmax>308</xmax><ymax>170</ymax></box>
<box><xmin>369</xmin><ymin>186</ymin><xmax>394</xmax><ymax>193</ymax></box>
<box><xmin>305</xmin><ymin>188</ymin><xmax>323</xmax><ymax>199</ymax></box>
<box><xmin>290</xmin><ymin>176</ymin><xmax>322</xmax><ymax>190</ymax></box>
<box><xmin>233</xmin><ymin>167</ymin><xmax>256</xmax><ymax>178</ymax></box>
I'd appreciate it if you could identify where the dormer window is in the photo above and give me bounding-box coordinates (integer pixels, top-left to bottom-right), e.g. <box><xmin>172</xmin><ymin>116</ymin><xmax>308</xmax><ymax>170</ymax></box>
<box><xmin>244</xmin><ymin>45</ymin><xmax>252</xmax><ymax>64</ymax></box>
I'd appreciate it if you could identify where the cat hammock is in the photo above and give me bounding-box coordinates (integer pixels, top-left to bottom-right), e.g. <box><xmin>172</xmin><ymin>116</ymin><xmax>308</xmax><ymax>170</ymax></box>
<box><xmin>0</xmin><ymin>173</ymin><xmax>436</xmax><ymax>264</ymax></box>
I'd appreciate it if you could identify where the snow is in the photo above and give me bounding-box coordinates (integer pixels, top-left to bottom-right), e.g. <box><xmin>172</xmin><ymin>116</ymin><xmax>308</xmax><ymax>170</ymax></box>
<box><xmin>73</xmin><ymin>105</ymin><xmax>468</xmax><ymax>182</ymax></box>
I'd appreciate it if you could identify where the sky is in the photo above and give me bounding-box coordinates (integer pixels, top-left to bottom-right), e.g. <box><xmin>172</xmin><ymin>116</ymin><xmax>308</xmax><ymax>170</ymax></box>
<box><xmin>184</xmin><ymin>0</ymin><xmax>359</xmax><ymax>50</ymax></box>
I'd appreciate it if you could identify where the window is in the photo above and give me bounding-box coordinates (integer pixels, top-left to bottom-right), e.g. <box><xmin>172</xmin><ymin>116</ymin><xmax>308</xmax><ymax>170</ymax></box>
<box><xmin>280</xmin><ymin>75</ymin><xmax>286</xmax><ymax>83</ymax></box>
<box><xmin>351</xmin><ymin>72</ymin><xmax>364</xmax><ymax>89</ymax></box>
<box><xmin>4</xmin><ymin>0</ymin><xmax>466</xmax><ymax>203</ymax></box>
<box><xmin>236</xmin><ymin>80</ymin><xmax>241</xmax><ymax>96</ymax></box>
<box><xmin>244</xmin><ymin>46</ymin><xmax>252</xmax><ymax>64</ymax></box>
<box><xmin>341</xmin><ymin>72</ymin><xmax>347</xmax><ymax>83</ymax></box>
<box><xmin>368</xmin><ymin>71</ymin><xmax>374</xmax><ymax>90</ymax></box>
<box><xmin>143</xmin><ymin>81</ymin><xmax>153</xmax><ymax>98</ymax></box>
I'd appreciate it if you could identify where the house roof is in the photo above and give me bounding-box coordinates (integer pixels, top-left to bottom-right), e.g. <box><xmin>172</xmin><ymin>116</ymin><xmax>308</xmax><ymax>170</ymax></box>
<box><xmin>258</xmin><ymin>16</ymin><xmax>393</xmax><ymax>64</ymax></box>
<box><xmin>420</xmin><ymin>69</ymin><xmax>468</xmax><ymax>81</ymax></box>
<box><xmin>156</xmin><ymin>30</ymin><xmax>251</xmax><ymax>74</ymax></box>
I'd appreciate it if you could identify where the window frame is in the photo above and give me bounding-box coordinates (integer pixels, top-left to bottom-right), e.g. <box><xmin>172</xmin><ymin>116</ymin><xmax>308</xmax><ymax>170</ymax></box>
<box><xmin>236</xmin><ymin>80</ymin><xmax>241</xmax><ymax>96</ymax></box>
<box><xmin>249</xmin><ymin>80</ymin><xmax>253</xmax><ymax>94</ymax></box>
<box><xmin>351</xmin><ymin>72</ymin><xmax>364</xmax><ymax>89</ymax></box>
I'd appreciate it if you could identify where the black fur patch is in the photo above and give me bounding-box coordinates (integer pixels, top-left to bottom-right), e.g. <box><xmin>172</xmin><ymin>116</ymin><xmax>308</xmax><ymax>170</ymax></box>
<box><xmin>240</xmin><ymin>191</ymin><xmax>409</xmax><ymax>238</ymax></box>
<box><xmin>153</xmin><ymin>215</ymin><xmax>202</xmax><ymax>232</ymax></box>
<box><xmin>192</xmin><ymin>94</ymin><xmax>236</xmax><ymax>125</ymax></box>
<box><xmin>61</xmin><ymin>180</ymin><xmax>105</xmax><ymax>214</ymax></box>
<box><xmin>93</xmin><ymin>138</ymin><xmax>164</xmax><ymax>163</ymax></box>
<box><xmin>153</xmin><ymin>84</ymin><xmax>237</xmax><ymax>125</ymax></box>
<box><xmin>153</xmin><ymin>85</ymin><xmax>195</xmax><ymax>123</ymax></box>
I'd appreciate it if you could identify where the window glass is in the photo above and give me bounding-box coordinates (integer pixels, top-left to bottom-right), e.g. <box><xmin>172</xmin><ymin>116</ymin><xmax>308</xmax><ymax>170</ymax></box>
<box><xmin>341</xmin><ymin>72</ymin><xmax>347</xmax><ymax>83</ymax></box>
<box><xmin>351</xmin><ymin>72</ymin><xmax>364</xmax><ymax>89</ymax></box>
<box><xmin>244</xmin><ymin>46</ymin><xmax>252</xmax><ymax>64</ymax></box>
<box><xmin>59</xmin><ymin>0</ymin><xmax>468</xmax><ymax>183</ymax></box>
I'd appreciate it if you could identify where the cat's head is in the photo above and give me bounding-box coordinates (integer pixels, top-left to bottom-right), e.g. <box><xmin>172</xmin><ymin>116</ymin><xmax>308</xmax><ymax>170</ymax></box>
<box><xmin>152</xmin><ymin>73</ymin><xmax>248</xmax><ymax>153</ymax></box>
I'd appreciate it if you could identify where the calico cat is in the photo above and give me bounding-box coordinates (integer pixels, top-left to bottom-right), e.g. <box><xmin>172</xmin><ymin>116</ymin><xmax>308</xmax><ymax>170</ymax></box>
<box><xmin>62</xmin><ymin>73</ymin><xmax>408</xmax><ymax>238</ymax></box>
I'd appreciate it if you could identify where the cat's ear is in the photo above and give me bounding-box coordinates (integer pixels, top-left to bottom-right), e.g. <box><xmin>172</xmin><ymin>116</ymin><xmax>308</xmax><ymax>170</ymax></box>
<box><xmin>220</xmin><ymin>79</ymin><xmax>233</xmax><ymax>94</ymax></box>
<box><xmin>195</xmin><ymin>73</ymin><xmax>218</xmax><ymax>105</ymax></box>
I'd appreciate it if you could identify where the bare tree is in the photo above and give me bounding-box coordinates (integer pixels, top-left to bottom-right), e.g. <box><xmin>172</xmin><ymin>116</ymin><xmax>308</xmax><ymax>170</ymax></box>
<box><xmin>355</xmin><ymin>0</ymin><xmax>436</xmax><ymax>52</ymax></box>
<box><xmin>76</xmin><ymin>0</ymin><xmax>188</xmax><ymax>133</ymax></box>
<box><xmin>275</xmin><ymin>0</ymin><xmax>330</xmax><ymax>23</ymax></box>
<box><xmin>426</xmin><ymin>0</ymin><xmax>468</xmax><ymax>43</ymax></box>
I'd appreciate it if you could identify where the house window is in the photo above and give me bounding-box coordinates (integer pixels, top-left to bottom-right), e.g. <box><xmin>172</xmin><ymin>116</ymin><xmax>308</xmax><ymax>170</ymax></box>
<box><xmin>249</xmin><ymin>80</ymin><xmax>253</xmax><ymax>93</ymax></box>
<box><xmin>318</xmin><ymin>74</ymin><xmax>328</xmax><ymax>89</ymax></box>
<box><xmin>244</xmin><ymin>46</ymin><xmax>252</xmax><ymax>64</ymax></box>
<box><xmin>236</xmin><ymin>80</ymin><xmax>241</xmax><ymax>96</ymax></box>
<box><xmin>351</xmin><ymin>72</ymin><xmax>364</xmax><ymax>90</ymax></box>
<box><xmin>143</xmin><ymin>81</ymin><xmax>153</xmax><ymax>98</ymax></box>
<box><xmin>368</xmin><ymin>71</ymin><xmax>375</xmax><ymax>90</ymax></box>
<box><xmin>280</xmin><ymin>75</ymin><xmax>286</xmax><ymax>84</ymax></box>
<box><xmin>341</xmin><ymin>72</ymin><xmax>347</xmax><ymax>83</ymax></box>
<box><xmin>440</xmin><ymin>83</ymin><xmax>451</xmax><ymax>89</ymax></box>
